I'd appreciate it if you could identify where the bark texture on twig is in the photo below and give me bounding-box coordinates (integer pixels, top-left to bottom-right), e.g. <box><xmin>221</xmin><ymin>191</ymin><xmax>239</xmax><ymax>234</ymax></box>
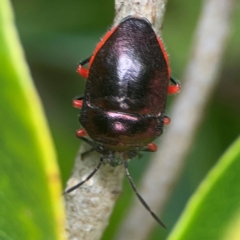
<box><xmin>116</xmin><ymin>0</ymin><xmax>235</xmax><ymax>240</ymax></box>
<box><xmin>114</xmin><ymin>0</ymin><xmax>168</xmax><ymax>33</ymax></box>
<box><xmin>64</xmin><ymin>1</ymin><xmax>168</xmax><ymax>240</ymax></box>
<box><xmin>64</xmin><ymin>145</ymin><xmax>124</xmax><ymax>240</ymax></box>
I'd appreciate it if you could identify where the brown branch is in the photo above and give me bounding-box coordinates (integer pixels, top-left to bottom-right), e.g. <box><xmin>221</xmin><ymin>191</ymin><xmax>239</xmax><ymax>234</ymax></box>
<box><xmin>116</xmin><ymin>0</ymin><xmax>235</xmax><ymax>240</ymax></box>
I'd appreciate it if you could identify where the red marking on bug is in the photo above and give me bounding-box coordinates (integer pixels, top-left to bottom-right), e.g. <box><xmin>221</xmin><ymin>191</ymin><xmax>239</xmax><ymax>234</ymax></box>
<box><xmin>156</xmin><ymin>37</ymin><xmax>171</xmax><ymax>78</ymax></box>
<box><xmin>164</xmin><ymin>116</ymin><xmax>171</xmax><ymax>125</ymax></box>
<box><xmin>77</xmin><ymin>65</ymin><xmax>89</xmax><ymax>79</ymax></box>
<box><xmin>73</xmin><ymin>99</ymin><xmax>83</xmax><ymax>109</ymax></box>
<box><xmin>168</xmin><ymin>82</ymin><xmax>181</xmax><ymax>94</ymax></box>
<box><xmin>76</xmin><ymin>129</ymin><xmax>87</xmax><ymax>137</ymax></box>
<box><xmin>147</xmin><ymin>143</ymin><xmax>158</xmax><ymax>152</ymax></box>
<box><xmin>89</xmin><ymin>26</ymin><xmax>117</xmax><ymax>68</ymax></box>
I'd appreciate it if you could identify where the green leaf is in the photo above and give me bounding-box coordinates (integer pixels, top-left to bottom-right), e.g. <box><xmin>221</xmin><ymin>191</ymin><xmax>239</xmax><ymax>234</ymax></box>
<box><xmin>167</xmin><ymin>136</ymin><xmax>240</xmax><ymax>240</ymax></box>
<box><xmin>0</xmin><ymin>0</ymin><xmax>64</xmax><ymax>239</ymax></box>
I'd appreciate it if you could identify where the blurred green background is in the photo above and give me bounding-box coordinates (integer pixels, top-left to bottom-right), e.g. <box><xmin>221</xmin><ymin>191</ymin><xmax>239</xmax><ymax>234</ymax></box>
<box><xmin>11</xmin><ymin>0</ymin><xmax>240</xmax><ymax>239</ymax></box>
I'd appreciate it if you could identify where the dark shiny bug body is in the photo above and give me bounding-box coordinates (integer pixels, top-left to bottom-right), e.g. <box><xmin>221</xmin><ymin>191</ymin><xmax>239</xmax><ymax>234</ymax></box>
<box><xmin>80</xmin><ymin>17</ymin><xmax>170</xmax><ymax>164</ymax></box>
<box><xmin>65</xmin><ymin>16</ymin><xmax>180</xmax><ymax>228</ymax></box>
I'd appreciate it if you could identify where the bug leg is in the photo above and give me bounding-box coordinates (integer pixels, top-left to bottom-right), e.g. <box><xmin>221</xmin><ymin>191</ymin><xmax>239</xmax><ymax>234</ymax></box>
<box><xmin>81</xmin><ymin>148</ymin><xmax>95</xmax><ymax>160</ymax></box>
<box><xmin>76</xmin><ymin>128</ymin><xmax>88</xmax><ymax>138</ymax></box>
<box><xmin>64</xmin><ymin>129</ymin><xmax>99</xmax><ymax>194</ymax></box>
<box><xmin>75</xmin><ymin>129</ymin><xmax>97</xmax><ymax>159</ymax></box>
<box><xmin>76</xmin><ymin>130</ymin><xmax>97</xmax><ymax>150</ymax></box>
<box><xmin>141</xmin><ymin>143</ymin><xmax>158</xmax><ymax>152</ymax></box>
<box><xmin>168</xmin><ymin>77</ymin><xmax>181</xmax><ymax>94</ymax></box>
<box><xmin>73</xmin><ymin>95</ymin><xmax>84</xmax><ymax>109</ymax></box>
<box><xmin>63</xmin><ymin>157</ymin><xmax>103</xmax><ymax>194</ymax></box>
<box><xmin>124</xmin><ymin>161</ymin><xmax>166</xmax><ymax>228</ymax></box>
<box><xmin>76</xmin><ymin>131</ymin><xmax>97</xmax><ymax>159</ymax></box>
<box><xmin>77</xmin><ymin>56</ymin><xmax>91</xmax><ymax>79</ymax></box>
<box><xmin>163</xmin><ymin>116</ymin><xmax>171</xmax><ymax>125</ymax></box>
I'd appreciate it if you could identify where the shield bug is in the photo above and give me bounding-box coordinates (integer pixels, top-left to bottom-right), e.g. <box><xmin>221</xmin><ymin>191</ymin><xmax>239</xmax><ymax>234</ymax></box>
<box><xmin>65</xmin><ymin>16</ymin><xmax>180</xmax><ymax>228</ymax></box>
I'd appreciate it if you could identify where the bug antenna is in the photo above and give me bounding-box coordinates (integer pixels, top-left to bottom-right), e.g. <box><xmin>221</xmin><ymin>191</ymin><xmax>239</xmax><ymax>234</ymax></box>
<box><xmin>124</xmin><ymin>161</ymin><xmax>166</xmax><ymax>228</ymax></box>
<box><xmin>63</xmin><ymin>157</ymin><xmax>103</xmax><ymax>195</ymax></box>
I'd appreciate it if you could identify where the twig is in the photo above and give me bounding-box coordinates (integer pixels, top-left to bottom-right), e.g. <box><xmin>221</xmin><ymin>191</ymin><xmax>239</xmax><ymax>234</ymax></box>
<box><xmin>64</xmin><ymin>145</ymin><xmax>124</xmax><ymax>240</ymax></box>
<box><xmin>116</xmin><ymin>0</ymin><xmax>235</xmax><ymax>240</ymax></box>
<box><xmin>114</xmin><ymin>0</ymin><xmax>168</xmax><ymax>31</ymax></box>
<box><xmin>64</xmin><ymin>1</ymin><xmax>168</xmax><ymax>239</ymax></box>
